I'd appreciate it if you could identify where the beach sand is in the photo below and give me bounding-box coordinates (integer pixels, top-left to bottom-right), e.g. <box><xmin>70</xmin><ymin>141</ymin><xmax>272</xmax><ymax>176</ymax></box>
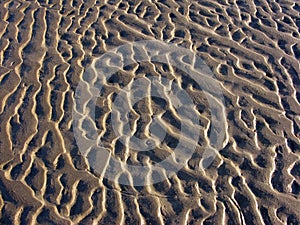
<box><xmin>0</xmin><ymin>0</ymin><xmax>299</xmax><ymax>224</ymax></box>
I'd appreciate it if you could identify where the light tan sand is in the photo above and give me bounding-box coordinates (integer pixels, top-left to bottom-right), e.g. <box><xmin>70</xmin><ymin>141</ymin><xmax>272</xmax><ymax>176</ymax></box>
<box><xmin>0</xmin><ymin>0</ymin><xmax>300</xmax><ymax>224</ymax></box>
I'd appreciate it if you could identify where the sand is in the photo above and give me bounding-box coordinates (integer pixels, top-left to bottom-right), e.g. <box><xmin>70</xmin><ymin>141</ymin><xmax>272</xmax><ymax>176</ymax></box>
<box><xmin>0</xmin><ymin>0</ymin><xmax>300</xmax><ymax>224</ymax></box>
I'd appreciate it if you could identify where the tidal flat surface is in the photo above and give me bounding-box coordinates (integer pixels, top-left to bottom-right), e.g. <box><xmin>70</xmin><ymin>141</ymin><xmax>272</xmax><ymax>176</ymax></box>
<box><xmin>0</xmin><ymin>0</ymin><xmax>299</xmax><ymax>224</ymax></box>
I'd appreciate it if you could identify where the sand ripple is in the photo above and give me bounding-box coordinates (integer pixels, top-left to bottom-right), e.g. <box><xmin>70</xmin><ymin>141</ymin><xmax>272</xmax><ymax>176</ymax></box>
<box><xmin>0</xmin><ymin>0</ymin><xmax>299</xmax><ymax>224</ymax></box>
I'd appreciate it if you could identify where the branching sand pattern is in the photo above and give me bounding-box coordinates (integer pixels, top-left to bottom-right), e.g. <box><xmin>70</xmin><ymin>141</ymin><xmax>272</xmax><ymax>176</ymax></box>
<box><xmin>0</xmin><ymin>0</ymin><xmax>299</xmax><ymax>224</ymax></box>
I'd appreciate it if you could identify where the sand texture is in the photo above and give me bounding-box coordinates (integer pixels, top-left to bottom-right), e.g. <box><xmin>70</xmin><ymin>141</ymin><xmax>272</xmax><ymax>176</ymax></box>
<box><xmin>0</xmin><ymin>0</ymin><xmax>300</xmax><ymax>224</ymax></box>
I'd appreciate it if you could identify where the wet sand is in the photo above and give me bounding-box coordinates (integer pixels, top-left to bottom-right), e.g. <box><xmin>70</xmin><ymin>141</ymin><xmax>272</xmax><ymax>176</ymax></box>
<box><xmin>0</xmin><ymin>0</ymin><xmax>300</xmax><ymax>224</ymax></box>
